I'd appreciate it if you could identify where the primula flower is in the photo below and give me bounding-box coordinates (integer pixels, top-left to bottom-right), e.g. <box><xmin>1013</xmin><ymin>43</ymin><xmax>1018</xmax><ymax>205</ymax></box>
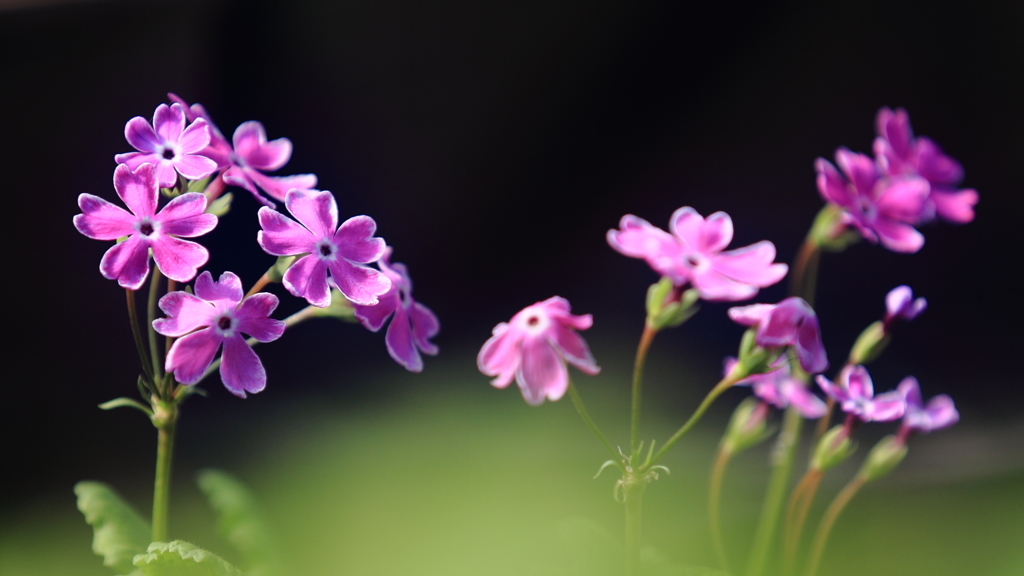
<box><xmin>728</xmin><ymin>297</ymin><xmax>829</xmax><ymax>374</ymax></box>
<box><xmin>816</xmin><ymin>365</ymin><xmax>905</xmax><ymax>422</ymax></box>
<box><xmin>478</xmin><ymin>297</ymin><xmax>600</xmax><ymax>405</ymax></box>
<box><xmin>115</xmin><ymin>103</ymin><xmax>218</xmax><ymax>188</ymax></box>
<box><xmin>816</xmin><ymin>149</ymin><xmax>930</xmax><ymax>253</ymax></box>
<box><xmin>153</xmin><ymin>271</ymin><xmax>286</xmax><ymax>397</ymax></box>
<box><xmin>726</xmin><ymin>358</ymin><xmax>827</xmax><ymax>418</ymax></box>
<box><xmin>884</xmin><ymin>285</ymin><xmax>927</xmax><ymax>326</ymax></box>
<box><xmin>874</xmin><ymin>107</ymin><xmax>978</xmax><ymax>223</ymax></box>
<box><xmin>74</xmin><ymin>163</ymin><xmax>218</xmax><ymax>290</ymax></box>
<box><xmin>257</xmin><ymin>189</ymin><xmax>391</xmax><ymax>307</ymax></box>
<box><xmin>897</xmin><ymin>377</ymin><xmax>958</xmax><ymax>435</ymax></box>
<box><xmin>607</xmin><ymin>207</ymin><xmax>787</xmax><ymax>301</ymax></box>
<box><xmin>353</xmin><ymin>248</ymin><xmax>440</xmax><ymax>372</ymax></box>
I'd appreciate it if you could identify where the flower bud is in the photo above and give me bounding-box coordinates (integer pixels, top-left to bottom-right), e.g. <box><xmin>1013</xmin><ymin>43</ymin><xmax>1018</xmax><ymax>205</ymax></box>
<box><xmin>858</xmin><ymin>435</ymin><xmax>908</xmax><ymax>482</ymax></box>
<box><xmin>646</xmin><ymin>278</ymin><xmax>699</xmax><ymax>330</ymax></box>
<box><xmin>809</xmin><ymin>203</ymin><xmax>861</xmax><ymax>252</ymax></box>
<box><xmin>811</xmin><ymin>425</ymin><xmax>857</xmax><ymax>471</ymax></box>
<box><xmin>848</xmin><ymin>321</ymin><xmax>891</xmax><ymax>365</ymax></box>
<box><xmin>722</xmin><ymin>397</ymin><xmax>774</xmax><ymax>454</ymax></box>
<box><xmin>735</xmin><ymin>328</ymin><xmax>779</xmax><ymax>377</ymax></box>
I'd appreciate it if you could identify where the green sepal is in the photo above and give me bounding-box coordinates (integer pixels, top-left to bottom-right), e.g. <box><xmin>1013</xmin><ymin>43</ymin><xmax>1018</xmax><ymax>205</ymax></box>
<box><xmin>646</xmin><ymin>278</ymin><xmax>699</xmax><ymax>330</ymax></box>
<box><xmin>266</xmin><ymin>256</ymin><xmax>296</xmax><ymax>283</ymax></box>
<box><xmin>197</xmin><ymin>469</ymin><xmax>282</xmax><ymax>576</ymax></box>
<box><xmin>809</xmin><ymin>203</ymin><xmax>860</xmax><ymax>252</ymax></box>
<box><xmin>187</xmin><ymin>176</ymin><xmax>212</xmax><ymax>193</ymax></box>
<box><xmin>858</xmin><ymin>435</ymin><xmax>908</xmax><ymax>482</ymax></box>
<box><xmin>133</xmin><ymin>541</ymin><xmax>243</xmax><ymax>576</ymax></box>
<box><xmin>811</xmin><ymin>425</ymin><xmax>857</xmax><ymax>471</ymax></box>
<box><xmin>99</xmin><ymin>397</ymin><xmax>155</xmax><ymax>418</ymax></box>
<box><xmin>646</xmin><ymin>276</ymin><xmax>674</xmax><ymax>317</ymax></box>
<box><xmin>313</xmin><ymin>289</ymin><xmax>357</xmax><ymax>322</ymax></box>
<box><xmin>848</xmin><ymin>320</ymin><xmax>891</xmax><ymax>365</ymax></box>
<box><xmin>160</xmin><ymin>187</ymin><xmax>181</xmax><ymax>199</ymax></box>
<box><xmin>722</xmin><ymin>397</ymin><xmax>775</xmax><ymax>454</ymax></box>
<box><xmin>74</xmin><ymin>481</ymin><xmax>151</xmax><ymax>574</ymax></box>
<box><xmin>735</xmin><ymin>328</ymin><xmax>779</xmax><ymax>377</ymax></box>
<box><xmin>205</xmin><ymin>192</ymin><xmax>234</xmax><ymax>217</ymax></box>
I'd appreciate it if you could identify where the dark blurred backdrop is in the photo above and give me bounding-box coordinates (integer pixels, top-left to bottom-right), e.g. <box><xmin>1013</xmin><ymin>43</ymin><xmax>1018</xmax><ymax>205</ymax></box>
<box><xmin>2</xmin><ymin>0</ymin><xmax>1022</xmax><ymax>513</ymax></box>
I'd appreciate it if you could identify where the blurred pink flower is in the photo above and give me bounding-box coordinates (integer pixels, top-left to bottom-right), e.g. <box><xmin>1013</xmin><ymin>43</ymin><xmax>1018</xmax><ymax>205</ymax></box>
<box><xmin>816</xmin><ymin>365</ymin><xmax>905</xmax><ymax>422</ymax></box>
<box><xmin>729</xmin><ymin>297</ymin><xmax>829</xmax><ymax>374</ymax></box>
<box><xmin>884</xmin><ymin>285</ymin><xmax>927</xmax><ymax>328</ymax></box>
<box><xmin>897</xmin><ymin>377</ymin><xmax>958</xmax><ymax>436</ymax></box>
<box><xmin>726</xmin><ymin>358</ymin><xmax>827</xmax><ymax>418</ymax></box>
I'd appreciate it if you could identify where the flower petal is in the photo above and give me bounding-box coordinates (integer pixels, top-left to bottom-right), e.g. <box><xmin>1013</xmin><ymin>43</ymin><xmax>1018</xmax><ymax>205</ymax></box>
<box><xmin>74</xmin><ymin>194</ymin><xmax>136</xmax><ymax>240</ymax></box>
<box><xmin>153</xmin><ymin>291</ymin><xmax>216</xmax><ymax>337</ymax></box>
<box><xmin>876</xmin><ymin>177</ymin><xmax>929</xmax><ymax>222</ymax></box>
<box><xmin>872</xmin><ymin>217</ymin><xmax>924</xmax><ymax>253</ymax></box>
<box><xmin>517</xmin><ymin>337</ymin><xmax>568</xmax><ymax>405</ymax></box>
<box><xmin>151</xmin><ymin>236</ymin><xmax>209</xmax><ymax>283</ymax></box>
<box><xmin>157</xmin><ymin>194</ymin><xmax>218</xmax><ymax>238</ymax></box>
<box><xmin>334</xmin><ymin>215</ymin><xmax>386</xmax><ymax>263</ymax></box>
<box><xmin>700</xmin><ymin>211</ymin><xmax>734</xmax><ymax>254</ymax></box>
<box><xmin>154</xmin><ymin>104</ymin><xmax>186</xmax><ymax>142</ymax></box>
<box><xmin>124</xmin><ymin>116</ymin><xmax>161</xmax><ymax>153</ymax></box>
<box><xmin>114</xmin><ymin>163</ymin><xmax>158</xmax><ymax>217</ymax></box>
<box><xmin>194</xmin><ymin>270</ymin><xmax>243</xmax><ymax>303</ymax></box>
<box><xmin>231</xmin><ymin>121</ymin><xmax>268</xmax><ymax>160</ymax></box>
<box><xmin>353</xmin><ymin>292</ymin><xmax>398</xmax><ymax>332</ymax></box>
<box><xmin>385</xmin><ymin>306</ymin><xmax>423</xmax><ymax>372</ymax></box>
<box><xmin>257</xmin><ymin>207</ymin><xmax>317</xmax><ymax>256</ymax></box>
<box><xmin>549</xmin><ymin>323</ymin><xmax>599</xmax><ymax>375</ymax></box>
<box><xmin>286</xmin><ymin>189</ymin><xmax>338</xmax><ymax>239</ymax></box>
<box><xmin>866</xmin><ymin>391</ymin><xmax>905</xmax><ymax>422</ymax></box>
<box><xmin>99</xmin><ymin>236</ymin><xmax>151</xmax><ymax>290</ymax></box>
<box><xmin>166</xmin><ymin>328</ymin><xmax>221</xmax><ymax>385</ymax></box>
<box><xmin>247</xmin><ymin>171</ymin><xmax>318</xmax><ymax>202</ymax></box>
<box><xmin>283</xmin><ymin>255</ymin><xmax>331</xmax><ymax>307</ymax></box>
<box><xmin>410</xmin><ymin>301</ymin><xmax>440</xmax><ymax>355</ymax></box>
<box><xmin>845</xmin><ymin>365</ymin><xmax>874</xmax><ymax>400</ymax></box>
<box><xmin>176</xmin><ymin>118</ymin><xmax>211</xmax><ymax>154</ymax></box>
<box><xmin>712</xmin><ymin>241</ymin><xmax>788</xmax><ymax>287</ymax></box>
<box><xmin>930</xmin><ymin>188</ymin><xmax>978</xmax><ymax>224</ymax></box>
<box><xmin>478</xmin><ymin>323</ymin><xmax>519</xmax><ymax>389</ymax></box>
<box><xmin>235</xmin><ymin>293</ymin><xmax>286</xmax><ymax>342</ymax></box>
<box><xmin>923</xmin><ymin>395</ymin><xmax>959</xmax><ymax>431</ymax></box>
<box><xmin>328</xmin><ymin>259</ymin><xmax>392</xmax><ymax>306</ymax></box>
<box><xmin>220</xmin><ymin>335</ymin><xmax>267</xmax><ymax>398</ymax></box>
<box><xmin>669</xmin><ymin>206</ymin><xmax>704</xmax><ymax>250</ymax></box>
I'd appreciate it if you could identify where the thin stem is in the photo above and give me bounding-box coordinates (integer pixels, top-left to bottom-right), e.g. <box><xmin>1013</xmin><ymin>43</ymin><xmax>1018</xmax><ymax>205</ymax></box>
<box><xmin>126</xmin><ymin>289</ymin><xmax>154</xmax><ymax>384</ymax></box>
<box><xmin>567</xmin><ymin>380</ymin><xmax>620</xmax><ymax>462</ymax></box>
<box><xmin>804</xmin><ymin>475</ymin><xmax>866</xmax><ymax>576</ymax></box>
<box><xmin>623</xmin><ymin>478</ymin><xmax>647</xmax><ymax>576</ymax></box>
<box><xmin>791</xmin><ymin>237</ymin><xmax>821</xmax><ymax>306</ymax></box>
<box><xmin>815</xmin><ymin>397</ymin><xmax>835</xmax><ymax>440</ymax></box>
<box><xmin>151</xmin><ymin>403</ymin><xmax>177</xmax><ymax>542</ymax></box>
<box><xmin>783</xmin><ymin>469</ymin><xmax>823</xmax><ymax>576</ymax></box>
<box><xmin>631</xmin><ymin>324</ymin><xmax>657</xmax><ymax>460</ymax></box>
<box><xmin>647</xmin><ymin>374</ymin><xmax>738</xmax><ymax>468</ymax></box>
<box><xmin>147</xmin><ymin>267</ymin><xmax>164</xmax><ymax>392</ymax></box>
<box><xmin>709</xmin><ymin>445</ymin><xmax>733</xmax><ymax>572</ymax></box>
<box><xmin>245</xmin><ymin>272</ymin><xmax>272</xmax><ymax>299</ymax></box>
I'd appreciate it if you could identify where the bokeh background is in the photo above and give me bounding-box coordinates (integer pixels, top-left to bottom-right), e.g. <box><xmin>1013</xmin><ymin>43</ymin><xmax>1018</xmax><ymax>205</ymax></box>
<box><xmin>2</xmin><ymin>0</ymin><xmax>1022</xmax><ymax>574</ymax></box>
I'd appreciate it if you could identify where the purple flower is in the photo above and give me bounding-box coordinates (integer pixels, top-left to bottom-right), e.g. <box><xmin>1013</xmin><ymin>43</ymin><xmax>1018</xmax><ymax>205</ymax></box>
<box><xmin>353</xmin><ymin>248</ymin><xmax>440</xmax><ymax>372</ymax></box>
<box><xmin>74</xmin><ymin>163</ymin><xmax>218</xmax><ymax>290</ymax></box>
<box><xmin>607</xmin><ymin>207</ymin><xmax>788</xmax><ymax>301</ymax></box>
<box><xmin>115</xmin><ymin>103</ymin><xmax>218</xmax><ymax>188</ymax></box>
<box><xmin>729</xmin><ymin>297</ymin><xmax>829</xmax><ymax>374</ymax></box>
<box><xmin>816</xmin><ymin>149</ymin><xmax>930</xmax><ymax>253</ymax></box>
<box><xmin>816</xmin><ymin>365</ymin><xmax>905</xmax><ymax>422</ymax></box>
<box><xmin>897</xmin><ymin>377</ymin><xmax>958</xmax><ymax>435</ymax></box>
<box><xmin>257</xmin><ymin>189</ymin><xmax>391</xmax><ymax>307</ymax></box>
<box><xmin>884</xmin><ymin>285</ymin><xmax>927</xmax><ymax>326</ymax></box>
<box><xmin>478</xmin><ymin>297</ymin><xmax>600</xmax><ymax>405</ymax></box>
<box><xmin>154</xmin><ymin>271</ymin><xmax>286</xmax><ymax>397</ymax></box>
<box><xmin>726</xmin><ymin>358</ymin><xmax>827</xmax><ymax>418</ymax></box>
<box><xmin>874</xmin><ymin>107</ymin><xmax>978</xmax><ymax>224</ymax></box>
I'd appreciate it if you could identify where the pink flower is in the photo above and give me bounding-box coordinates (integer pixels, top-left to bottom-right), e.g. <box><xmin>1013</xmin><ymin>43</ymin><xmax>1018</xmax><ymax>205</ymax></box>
<box><xmin>74</xmin><ymin>163</ymin><xmax>218</xmax><ymax>290</ymax></box>
<box><xmin>607</xmin><ymin>207</ymin><xmax>788</xmax><ymax>301</ymax></box>
<box><xmin>726</xmin><ymin>358</ymin><xmax>827</xmax><ymax>418</ymax></box>
<box><xmin>257</xmin><ymin>189</ymin><xmax>391</xmax><ymax>307</ymax></box>
<box><xmin>816</xmin><ymin>149</ymin><xmax>930</xmax><ymax>253</ymax></box>
<box><xmin>729</xmin><ymin>297</ymin><xmax>829</xmax><ymax>374</ymax></box>
<box><xmin>154</xmin><ymin>271</ymin><xmax>285</xmax><ymax>397</ymax></box>
<box><xmin>884</xmin><ymin>285</ymin><xmax>927</xmax><ymax>327</ymax></box>
<box><xmin>352</xmin><ymin>248</ymin><xmax>440</xmax><ymax>372</ymax></box>
<box><xmin>816</xmin><ymin>365</ymin><xmax>905</xmax><ymax>422</ymax></box>
<box><xmin>478</xmin><ymin>297</ymin><xmax>600</xmax><ymax>405</ymax></box>
<box><xmin>115</xmin><ymin>103</ymin><xmax>218</xmax><ymax>188</ymax></box>
<box><xmin>897</xmin><ymin>377</ymin><xmax>958</xmax><ymax>435</ymax></box>
<box><xmin>874</xmin><ymin>107</ymin><xmax>978</xmax><ymax>224</ymax></box>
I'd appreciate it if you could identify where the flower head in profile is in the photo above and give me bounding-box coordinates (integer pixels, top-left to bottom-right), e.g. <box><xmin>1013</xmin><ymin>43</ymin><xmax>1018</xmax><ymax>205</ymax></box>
<box><xmin>728</xmin><ymin>297</ymin><xmax>829</xmax><ymax>374</ymax></box>
<box><xmin>816</xmin><ymin>365</ymin><xmax>905</xmax><ymax>422</ymax></box>
<box><xmin>874</xmin><ymin>107</ymin><xmax>978</xmax><ymax>224</ymax></box>
<box><xmin>153</xmin><ymin>271</ymin><xmax>286</xmax><ymax>397</ymax></box>
<box><xmin>897</xmin><ymin>377</ymin><xmax>958</xmax><ymax>437</ymax></box>
<box><xmin>74</xmin><ymin>163</ymin><xmax>218</xmax><ymax>289</ymax></box>
<box><xmin>607</xmin><ymin>207</ymin><xmax>787</xmax><ymax>301</ymax></box>
<box><xmin>478</xmin><ymin>297</ymin><xmax>600</xmax><ymax>405</ymax></box>
<box><xmin>884</xmin><ymin>285</ymin><xmax>927</xmax><ymax>328</ymax></box>
<box><xmin>727</xmin><ymin>358</ymin><xmax>827</xmax><ymax>418</ymax></box>
<box><xmin>353</xmin><ymin>248</ymin><xmax>440</xmax><ymax>372</ymax></box>
<box><xmin>115</xmin><ymin>103</ymin><xmax>218</xmax><ymax>188</ymax></box>
<box><xmin>257</xmin><ymin>189</ymin><xmax>391</xmax><ymax>307</ymax></box>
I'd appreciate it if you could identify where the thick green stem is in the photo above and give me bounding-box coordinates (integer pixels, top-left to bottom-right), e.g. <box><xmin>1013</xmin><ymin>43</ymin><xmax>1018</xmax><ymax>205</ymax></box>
<box><xmin>631</xmin><ymin>324</ymin><xmax>657</xmax><ymax>460</ymax></box>
<box><xmin>623</xmin><ymin>477</ymin><xmax>647</xmax><ymax>576</ymax></box>
<box><xmin>127</xmin><ymin>289</ymin><xmax>154</xmax><ymax>384</ymax></box>
<box><xmin>567</xmin><ymin>380</ymin><xmax>620</xmax><ymax>461</ymax></box>
<box><xmin>709</xmin><ymin>445</ymin><xmax>733</xmax><ymax>572</ymax></box>
<box><xmin>151</xmin><ymin>402</ymin><xmax>177</xmax><ymax>543</ymax></box>
<box><xmin>804</xmin><ymin>475</ymin><xmax>865</xmax><ymax>576</ymax></box>
<box><xmin>147</xmin><ymin>267</ymin><xmax>164</xmax><ymax>392</ymax></box>
<box><xmin>647</xmin><ymin>374</ymin><xmax>738</xmax><ymax>468</ymax></box>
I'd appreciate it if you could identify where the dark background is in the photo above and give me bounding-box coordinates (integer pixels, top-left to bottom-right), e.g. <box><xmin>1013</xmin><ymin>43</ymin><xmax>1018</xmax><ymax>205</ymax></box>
<box><xmin>2</xmin><ymin>0</ymin><xmax>1021</xmax><ymax>514</ymax></box>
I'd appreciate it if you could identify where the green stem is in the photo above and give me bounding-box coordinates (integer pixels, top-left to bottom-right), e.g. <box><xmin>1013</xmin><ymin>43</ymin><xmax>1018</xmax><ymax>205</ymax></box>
<box><xmin>567</xmin><ymin>380</ymin><xmax>621</xmax><ymax>462</ymax></box>
<box><xmin>147</xmin><ymin>267</ymin><xmax>164</xmax><ymax>392</ymax></box>
<box><xmin>623</xmin><ymin>476</ymin><xmax>647</xmax><ymax>576</ymax></box>
<box><xmin>126</xmin><ymin>289</ymin><xmax>154</xmax><ymax>385</ymax></box>
<box><xmin>709</xmin><ymin>445</ymin><xmax>733</xmax><ymax>572</ymax></box>
<box><xmin>791</xmin><ymin>238</ymin><xmax>821</xmax><ymax>307</ymax></box>
<box><xmin>783</xmin><ymin>469</ymin><xmax>823</xmax><ymax>576</ymax></box>
<box><xmin>804</xmin><ymin>475</ymin><xmax>865</xmax><ymax>576</ymax></box>
<box><xmin>151</xmin><ymin>402</ymin><xmax>178</xmax><ymax>543</ymax></box>
<box><xmin>647</xmin><ymin>374</ymin><xmax>738</xmax><ymax>468</ymax></box>
<box><xmin>631</xmin><ymin>324</ymin><xmax>657</xmax><ymax>460</ymax></box>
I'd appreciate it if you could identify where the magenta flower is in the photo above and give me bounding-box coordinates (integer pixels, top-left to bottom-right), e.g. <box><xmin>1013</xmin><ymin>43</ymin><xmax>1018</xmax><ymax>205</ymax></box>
<box><xmin>897</xmin><ymin>377</ymin><xmax>958</xmax><ymax>435</ymax></box>
<box><xmin>115</xmin><ymin>103</ymin><xmax>218</xmax><ymax>188</ymax></box>
<box><xmin>153</xmin><ymin>271</ymin><xmax>286</xmax><ymax>398</ymax></box>
<box><xmin>816</xmin><ymin>365</ymin><xmax>905</xmax><ymax>422</ymax></box>
<box><xmin>607</xmin><ymin>207</ymin><xmax>788</xmax><ymax>301</ymax></box>
<box><xmin>74</xmin><ymin>163</ymin><xmax>218</xmax><ymax>290</ymax></box>
<box><xmin>816</xmin><ymin>149</ymin><xmax>930</xmax><ymax>253</ymax></box>
<box><xmin>726</xmin><ymin>358</ymin><xmax>827</xmax><ymax>418</ymax></box>
<box><xmin>478</xmin><ymin>297</ymin><xmax>600</xmax><ymax>405</ymax></box>
<box><xmin>352</xmin><ymin>248</ymin><xmax>440</xmax><ymax>372</ymax></box>
<box><xmin>729</xmin><ymin>297</ymin><xmax>829</xmax><ymax>374</ymax></box>
<box><xmin>257</xmin><ymin>189</ymin><xmax>391</xmax><ymax>307</ymax></box>
<box><xmin>874</xmin><ymin>107</ymin><xmax>978</xmax><ymax>224</ymax></box>
<box><xmin>884</xmin><ymin>285</ymin><xmax>927</xmax><ymax>326</ymax></box>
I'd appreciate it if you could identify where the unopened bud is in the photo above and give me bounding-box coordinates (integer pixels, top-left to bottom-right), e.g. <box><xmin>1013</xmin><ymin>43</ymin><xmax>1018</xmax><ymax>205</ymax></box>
<box><xmin>646</xmin><ymin>278</ymin><xmax>699</xmax><ymax>330</ymax></box>
<box><xmin>848</xmin><ymin>321</ymin><xmax>890</xmax><ymax>365</ymax></box>
<box><xmin>722</xmin><ymin>397</ymin><xmax>773</xmax><ymax>454</ymax></box>
<box><xmin>858</xmin><ymin>435</ymin><xmax>907</xmax><ymax>482</ymax></box>
<box><xmin>811</xmin><ymin>425</ymin><xmax>857</xmax><ymax>471</ymax></box>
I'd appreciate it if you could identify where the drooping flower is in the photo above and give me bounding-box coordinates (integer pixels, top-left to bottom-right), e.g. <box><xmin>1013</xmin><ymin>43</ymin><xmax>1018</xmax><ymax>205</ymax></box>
<box><xmin>897</xmin><ymin>377</ymin><xmax>958</xmax><ymax>435</ymax></box>
<box><xmin>115</xmin><ymin>103</ymin><xmax>218</xmax><ymax>188</ymax></box>
<box><xmin>874</xmin><ymin>107</ymin><xmax>978</xmax><ymax>223</ymax></box>
<box><xmin>728</xmin><ymin>297</ymin><xmax>829</xmax><ymax>374</ymax></box>
<box><xmin>884</xmin><ymin>285</ymin><xmax>927</xmax><ymax>326</ymax></box>
<box><xmin>726</xmin><ymin>357</ymin><xmax>827</xmax><ymax>418</ymax></box>
<box><xmin>816</xmin><ymin>365</ymin><xmax>905</xmax><ymax>422</ymax></box>
<box><xmin>815</xmin><ymin>149</ymin><xmax>930</xmax><ymax>253</ymax></box>
<box><xmin>257</xmin><ymin>189</ymin><xmax>391</xmax><ymax>307</ymax></box>
<box><xmin>607</xmin><ymin>207</ymin><xmax>788</xmax><ymax>301</ymax></box>
<box><xmin>352</xmin><ymin>248</ymin><xmax>440</xmax><ymax>372</ymax></box>
<box><xmin>478</xmin><ymin>297</ymin><xmax>600</xmax><ymax>405</ymax></box>
<box><xmin>153</xmin><ymin>271</ymin><xmax>286</xmax><ymax>397</ymax></box>
<box><xmin>74</xmin><ymin>163</ymin><xmax>218</xmax><ymax>289</ymax></box>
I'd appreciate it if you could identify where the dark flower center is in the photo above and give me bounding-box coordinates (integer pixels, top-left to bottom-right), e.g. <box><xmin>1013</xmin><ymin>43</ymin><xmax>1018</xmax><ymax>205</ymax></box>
<box><xmin>320</xmin><ymin>244</ymin><xmax>333</xmax><ymax>257</ymax></box>
<box><xmin>162</xmin><ymin>148</ymin><xmax>176</xmax><ymax>160</ymax></box>
<box><xmin>139</xmin><ymin>222</ymin><xmax>154</xmax><ymax>236</ymax></box>
<box><xmin>527</xmin><ymin>316</ymin><xmax>539</xmax><ymax>326</ymax></box>
<box><xmin>217</xmin><ymin>316</ymin><xmax>232</xmax><ymax>330</ymax></box>
<box><xmin>686</xmin><ymin>256</ymin><xmax>701</xmax><ymax>267</ymax></box>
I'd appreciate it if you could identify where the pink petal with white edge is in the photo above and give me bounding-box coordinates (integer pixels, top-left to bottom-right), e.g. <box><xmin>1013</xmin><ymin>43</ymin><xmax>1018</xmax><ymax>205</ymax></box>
<box><xmin>114</xmin><ymin>163</ymin><xmax>158</xmax><ymax>217</ymax></box>
<box><xmin>478</xmin><ymin>324</ymin><xmax>519</xmax><ymax>388</ymax></box>
<box><xmin>786</xmin><ymin>384</ymin><xmax>828</xmax><ymax>418</ymax></box>
<box><xmin>286</xmin><ymin>189</ymin><xmax>338</xmax><ymax>239</ymax></box>
<box><xmin>866</xmin><ymin>391</ymin><xmax>905</xmax><ymax>421</ymax></box>
<box><xmin>334</xmin><ymin>216</ymin><xmax>387</xmax><ymax>263</ymax></box>
<box><xmin>235</xmin><ymin>294</ymin><xmax>286</xmax><ymax>342</ymax></box>
<box><xmin>872</xmin><ymin>217</ymin><xmax>924</xmax><ymax>253</ymax></box>
<box><xmin>328</xmin><ymin>259</ymin><xmax>392</xmax><ymax>306</ymax></box>
<box><xmin>518</xmin><ymin>337</ymin><xmax>568</xmax><ymax>405</ymax></box>
<box><xmin>795</xmin><ymin>316</ymin><xmax>828</xmax><ymax>374</ymax></box>
<box><xmin>174</xmin><ymin>154</ymin><xmax>218</xmax><ymax>181</ymax></box>
<box><xmin>158</xmin><ymin>194</ymin><xmax>218</xmax><ymax>237</ymax></box>
<box><xmin>669</xmin><ymin>207</ymin><xmax>705</xmax><ymax>250</ymax></box>
<box><xmin>699</xmin><ymin>211</ymin><xmax>734</xmax><ymax>254</ymax></box>
<box><xmin>549</xmin><ymin>324</ymin><xmax>599</xmax><ymax>375</ymax></box>
<box><xmin>712</xmin><ymin>241</ymin><xmax>788</xmax><ymax>285</ymax></box>
<box><xmin>153</xmin><ymin>291</ymin><xmax>217</xmax><ymax>337</ymax></box>
<box><xmin>354</xmin><ymin>292</ymin><xmax>398</xmax><ymax>332</ymax></box>
<box><xmin>223</xmin><ymin>166</ymin><xmax>259</xmax><ymax>194</ymax></box>
<box><xmin>728</xmin><ymin>303</ymin><xmax>776</xmax><ymax>327</ymax></box>
<box><xmin>386</xmin><ymin>307</ymin><xmax>423</xmax><ymax>372</ymax></box>
<box><xmin>220</xmin><ymin>336</ymin><xmax>267</xmax><ymax>398</ymax></box>
<box><xmin>154</xmin><ymin>161</ymin><xmax>181</xmax><ymax>189</ymax></box>
<box><xmin>75</xmin><ymin>194</ymin><xmax>136</xmax><ymax>240</ymax></box>
<box><xmin>283</xmin><ymin>255</ymin><xmax>332</xmax><ymax>307</ymax></box>
<box><xmin>930</xmin><ymin>189</ymin><xmax>977</xmax><ymax>223</ymax></box>
<box><xmin>166</xmin><ymin>328</ymin><xmax>221</xmax><ymax>385</ymax></box>
<box><xmin>232</xmin><ymin>121</ymin><xmax>292</xmax><ymax>170</ymax></box>
<box><xmin>897</xmin><ymin>376</ymin><xmax>923</xmax><ymax>408</ymax></box>
<box><xmin>258</xmin><ymin>207</ymin><xmax>317</xmax><ymax>256</ymax></box>
<box><xmin>410</xmin><ymin>302</ymin><xmax>440</xmax><ymax>355</ymax></box>
<box><xmin>100</xmin><ymin>236</ymin><xmax>152</xmax><ymax>290</ymax></box>
<box><xmin>845</xmin><ymin>366</ymin><xmax>873</xmax><ymax>400</ymax></box>
<box><xmin>248</xmin><ymin>171</ymin><xmax>318</xmax><ymax>202</ymax></box>
<box><xmin>176</xmin><ymin>118</ymin><xmax>211</xmax><ymax>154</ymax></box>
<box><xmin>124</xmin><ymin>116</ymin><xmax>162</xmax><ymax>153</ymax></box>
<box><xmin>151</xmin><ymin>236</ymin><xmax>209</xmax><ymax>283</ymax></box>
<box><xmin>194</xmin><ymin>271</ymin><xmax>244</xmax><ymax>303</ymax></box>
<box><xmin>231</xmin><ymin>121</ymin><xmax>269</xmax><ymax>160</ymax></box>
<box><xmin>154</xmin><ymin>104</ymin><xmax>186</xmax><ymax>142</ymax></box>
<box><xmin>691</xmin><ymin>269</ymin><xmax>759</xmax><ymax>301</ymax></box>
<box><xmin>924</xmin><ymin>395</ymin><xmax>958</xmax><ymax>431</ymax></box>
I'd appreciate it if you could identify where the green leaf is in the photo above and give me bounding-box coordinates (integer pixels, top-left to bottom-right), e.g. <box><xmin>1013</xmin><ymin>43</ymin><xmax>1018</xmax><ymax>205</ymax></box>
<box><xmin>197</xmin><ymin>469</ymin><xmax>281</xmax><ymax>576</ymax></box>
<box><xmin>74</xmin><ymin>481</ymin><xmax>151</xmax><ymax>574</ymax></box>
<box><xmin>133</xmin><ymin>541</ymin><xmax>243</xmax><ymax>576</ymax></box>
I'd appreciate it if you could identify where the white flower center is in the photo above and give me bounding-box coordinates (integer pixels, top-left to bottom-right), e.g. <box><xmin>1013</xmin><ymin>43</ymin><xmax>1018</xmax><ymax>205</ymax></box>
<box><xmin>316</xmin><ymin>239</ymin><xmax>337</xmax><ymax>262</ymax></box>
<box><xmin>214</xmin><ymin>313</ymin><xmax>237</xmax><ymax>338</ymax></box>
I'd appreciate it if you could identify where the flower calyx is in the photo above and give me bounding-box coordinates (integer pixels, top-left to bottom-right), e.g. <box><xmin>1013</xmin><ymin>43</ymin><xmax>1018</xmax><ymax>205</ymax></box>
<box><xmin>645</xmin><ymin>277</ymin><xmax>699</xmax><ymax>331</ymax></box>
<box><xmin>810</xmin><ymin>424</ymin><xmax>857</xmax><ymax>472</ymax></box>
<box><xmin>857</xmin><ymin>435</ymin><xmax>908</xmax><ymax>482</ymax></box>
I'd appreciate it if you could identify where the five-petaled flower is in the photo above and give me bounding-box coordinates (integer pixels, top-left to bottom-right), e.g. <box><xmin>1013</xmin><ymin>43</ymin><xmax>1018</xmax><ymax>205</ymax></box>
<box><xmin>74</xmin><ymin>163</ymin><xmax>218</xmax><ymax>290</ymax></box>
<box><xmin>115</xmin><ymin>103</ymin><xmax>218</xmax><ymax>188</ymax></box>
<box><xmin>153</xmin><ymin>271</ymin><xmax>286</xmax><ymax>397</ymax></box>
<box><xmin>726</xmin><ymin>357</ymin><xmax>827</xmax><ymax>418</ymax></box>
<box><xmin>353</xmin><ymin>248</ymin><xmax>440</xmax><ymax>372</ymax></box>
<box><xmin>816</xmin><ymin>365</ymin><xmax>905</xmax><ymax>422</ymax></box>
<box><xmin>478</xmin><ymin>297</ymin><xmax>600</xmax><ymax>405</ymax></box>
<box><xmin>607</xmin><ymin>207</ymin><xmax>788</xmax><ymax>301</ymax></box>
<box><xmin>257</xmin><ymin>189</ymin><xmax>391</xmax><ymax>307</ymax></box>
<box><xmin>728</xmin><ymin>297</ymin><xmax>829</xmax><ymax>374</ymax></box>
<box><xmin>897</xmin><ymin>377</ymin><xmax>958</xmax><ymax>437</ymax></box>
